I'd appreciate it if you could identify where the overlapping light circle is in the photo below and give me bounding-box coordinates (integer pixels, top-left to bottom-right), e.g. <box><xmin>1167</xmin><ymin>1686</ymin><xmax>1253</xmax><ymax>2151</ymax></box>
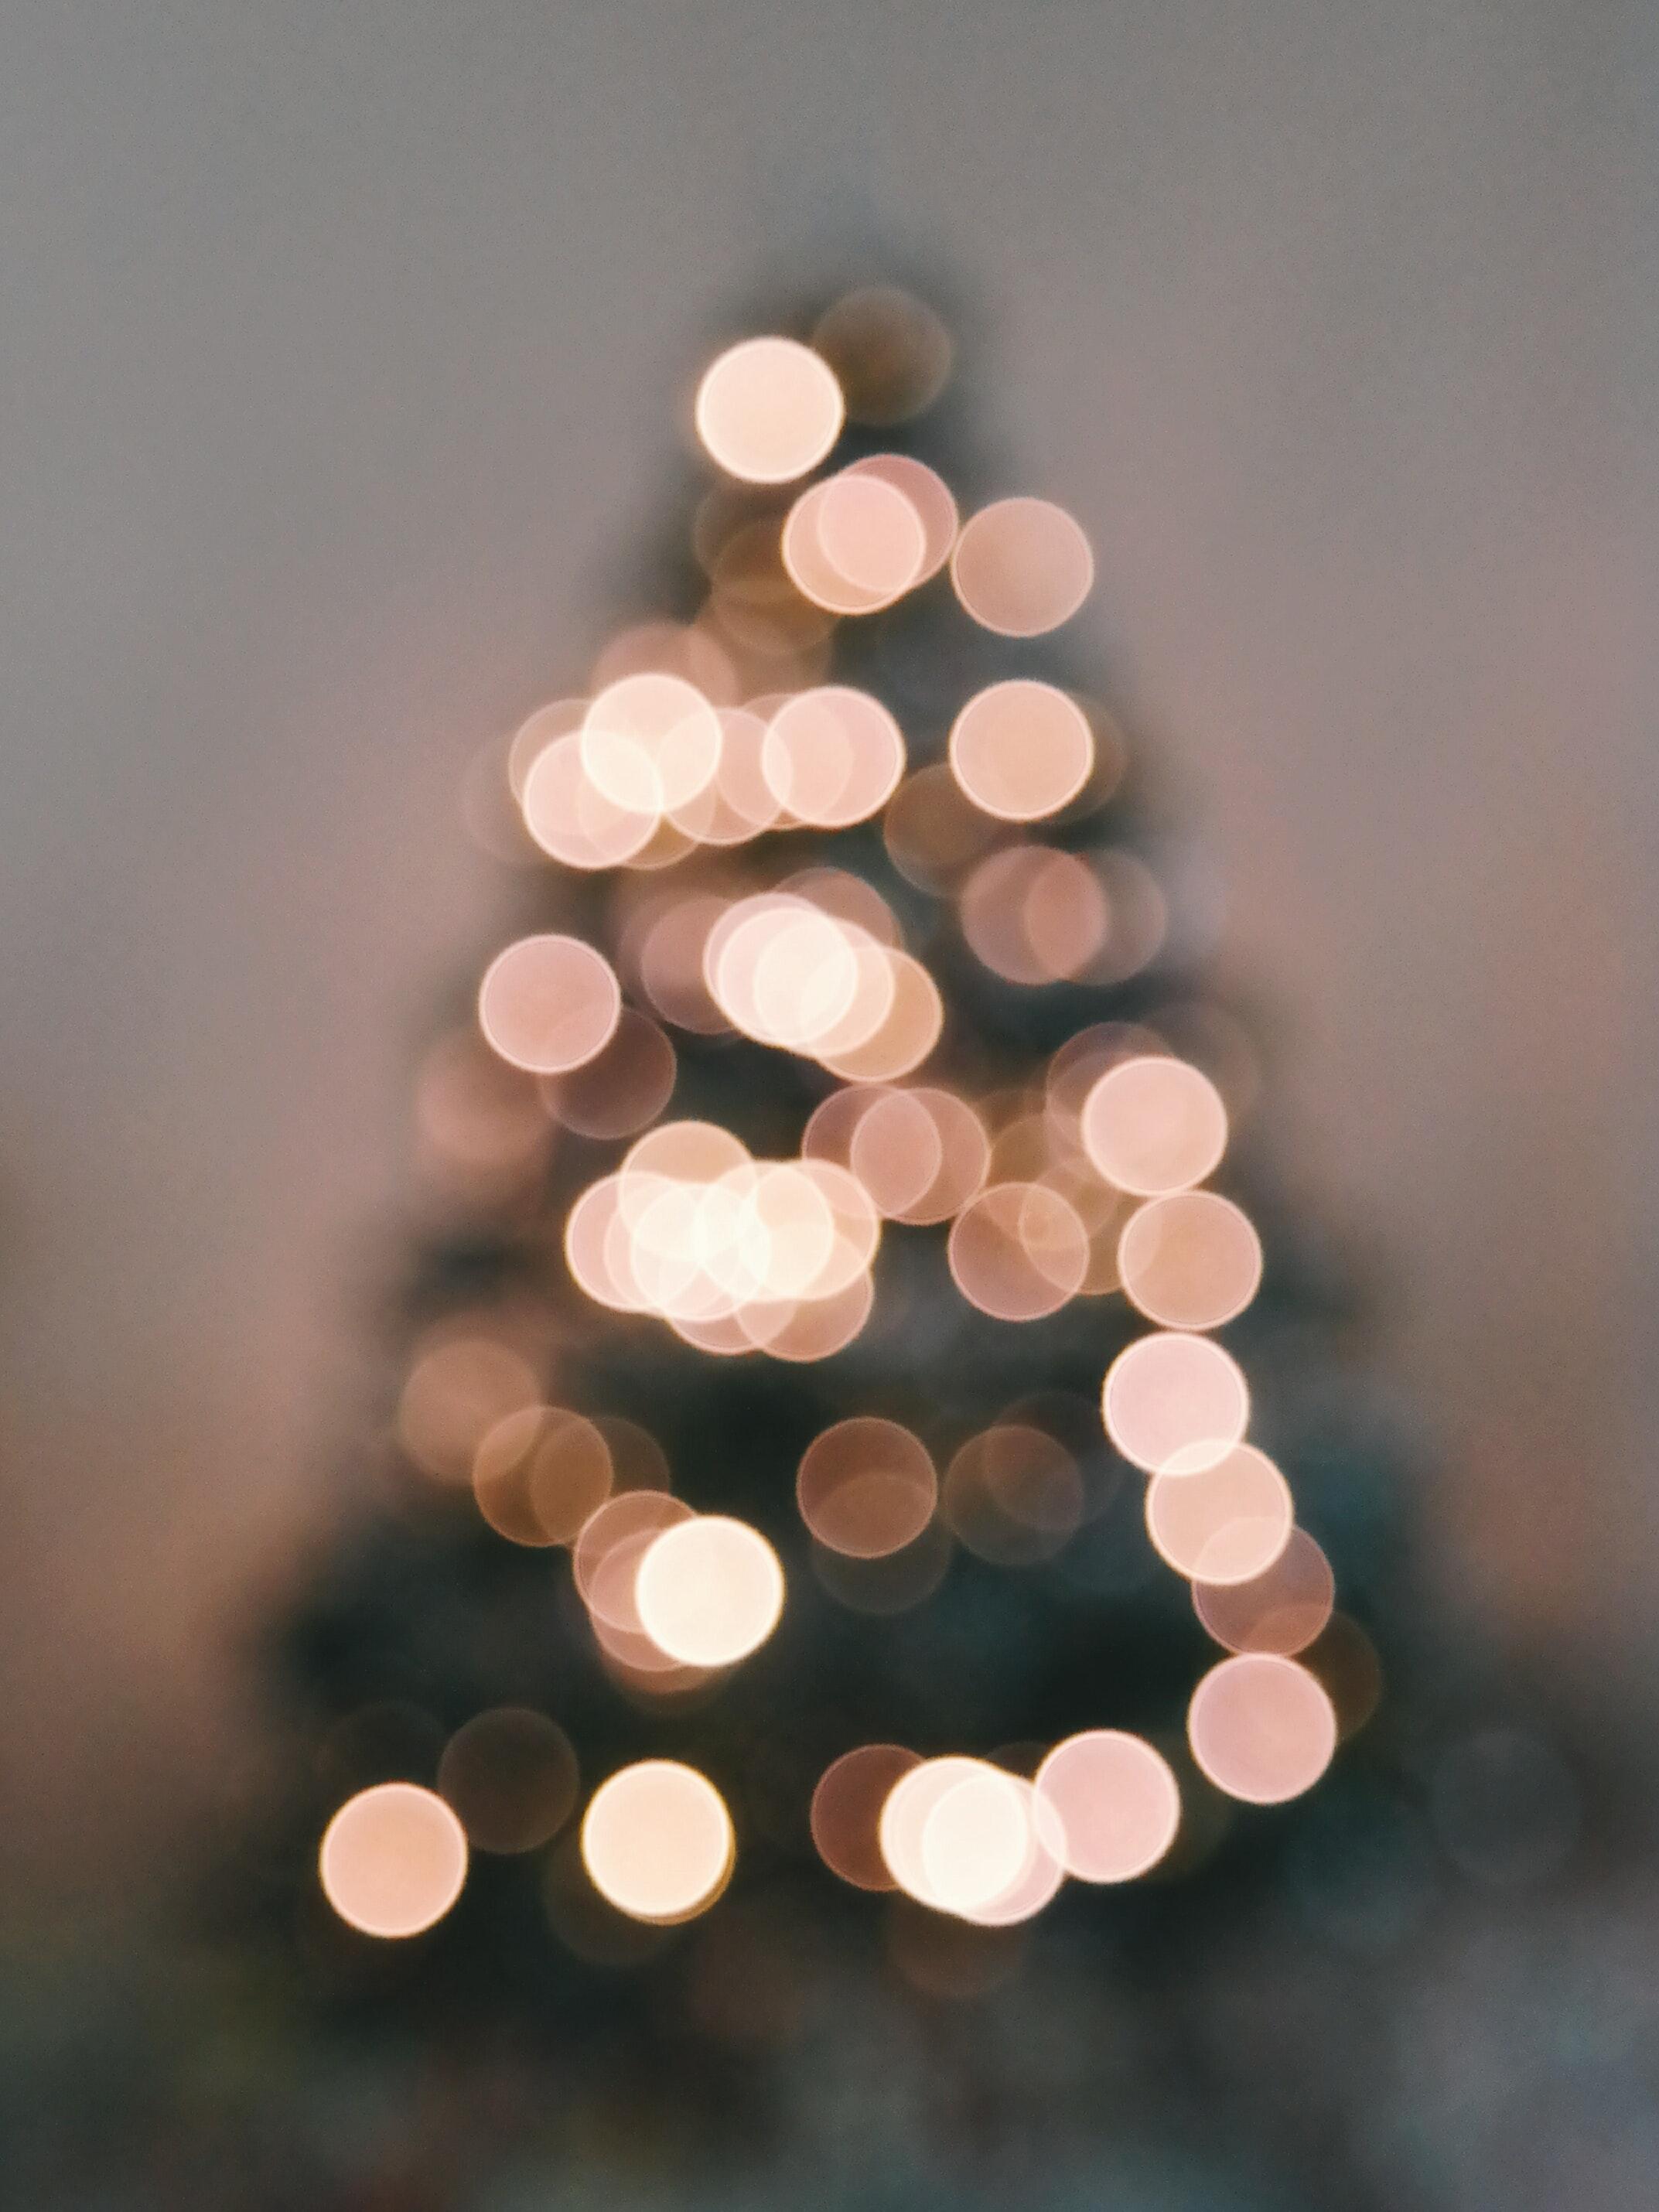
<box><xmin>564</xmin><ymin>1121</ymin><xmax>880</xmax><ymax>1359</ymax></box>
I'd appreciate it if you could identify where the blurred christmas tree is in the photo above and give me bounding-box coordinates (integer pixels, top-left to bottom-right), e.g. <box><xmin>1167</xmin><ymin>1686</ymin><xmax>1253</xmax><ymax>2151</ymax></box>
<box><xmin>220</xmin><ymin>286</ymin><xmax>1431</xmax><ymax>2208</ymax></box>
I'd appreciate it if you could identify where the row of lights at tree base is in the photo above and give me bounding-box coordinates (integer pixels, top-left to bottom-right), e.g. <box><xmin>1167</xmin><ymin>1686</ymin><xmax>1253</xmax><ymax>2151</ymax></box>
<box><xmin>318</xmin><ymin>291</ymin><xmax>1377</xmax><ymax>1954</ymax></box>
<box><xmin>322</xmin><ymin>1658</ymin><xmax>1340</xmax><ymax>1943</ymax></box>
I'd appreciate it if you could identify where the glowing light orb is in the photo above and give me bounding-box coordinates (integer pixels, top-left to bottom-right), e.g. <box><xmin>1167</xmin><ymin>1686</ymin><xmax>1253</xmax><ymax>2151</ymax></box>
<box><xmin>581</xmin><ymin>1761</ymin><xmax>735</xmax><ymax>1922</ymax></box>
<box><xmin>920</xmin><ymin>1766</ymin><xmax>1033</xmax><ymax>1915</ymax></box>
<box><xmin>581</xmin><ymin>673</ymin><xmax>722</xmax><ymax>818</ymax></box>
<box><xmin>762</xmin><ymin>688</ymin><xmax>906</xmax><ymax>827</ymax></box>
<box><xmin>1102</xmin><ymin>1331</ymin><xmax>1250</xmax><ymax>1475</ymax></box>
<box><xmin>319</xmin><ymin>1783</ymin><xmax>468</xmax><ymax>1938</ymax></box>
<box><xmin>1187</xmin><ymin>1654</ymin><xmax>1337</xmax><ymax>1804</ymax></box>
<box><xmin>478</xmin><ymin>934</ymin><xmax>622</xmax><ymax>1076</ymax></box>
<box><xmin>1118</xmin><ymin>1190</ymin><xmax>1263</xmax><ymax>1330</ymax></box>
<box><xmin>816</xmin><ymin>470</ymin><xmax>927</xmax><ymax>599</ymax></box>
<box><xmin>844</xmin><ymin>454</ymin><xmax>957</xmax><ymax>575</ymax></box>
<box><xmin>951</xmin><ymin>497</ymin><xmax>1094</xmax><ymax>636</ymax></box>
<box><xmin>521</xmin><ymin>732</ymin><xmax>661</xmax><ymax>870</ymax></box>
<box><xmin>846</xmin><ymin>1087</ymin><xmax>944</xmax><ymax>1218</ymax></box>
<box><xmin>1145</xmin><ymin>1442</ymin><xmax>1293</xmax><ymax>1583</ymax></box>
<box><xmin>1080</xmin><ymin>1056</ymin><xmax>1227</xmax><ymax>1195</ymax></box>
<box><xmin>949</xmin><ymin>681</ymin><xmax>1094</xmax><ymax>822</ymax></box>
<box><xmin>695</xmin><ymin>336</ymin><xmax>844</xmax><ymax>484</ymax></box>
<box><xmin>633</xmin><ymin>1514</ymin><xmax>785</xmax><ymax>1667</ymax></box>
<box><xmin>1035</xmin><ymin>1731</ymin><xmax>1181</xmax><ymax>1882</ymax></box>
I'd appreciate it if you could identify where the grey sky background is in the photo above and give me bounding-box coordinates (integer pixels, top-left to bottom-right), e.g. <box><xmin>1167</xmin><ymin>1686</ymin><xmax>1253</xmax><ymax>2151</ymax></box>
<box><xmin>1</xmin><ymin>0</ymin><xmax>1654</xmax><ymax>1889</ymax></box>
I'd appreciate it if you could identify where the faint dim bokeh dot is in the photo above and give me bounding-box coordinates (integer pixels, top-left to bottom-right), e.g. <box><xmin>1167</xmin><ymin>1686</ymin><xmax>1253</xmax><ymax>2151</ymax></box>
<box><xmin>886</xmin><ymin>1897</ymin><xmax>1026</xmax><ymax>2000</ymax></box>
<box><xmin>316</xmin><ymin>1702</ymin><xmax>444</xmax><ymax>1797</ymax></box>
<box><xmin>590</xmin><ymin>1413</ymin><xmax>671</xmax><ymax>1496</ymax></box>
<box><xmin>319</xmin><ymin>1784</ymin><xmax>468</xmax><ymax>1939</ymax></box>
<box><xmin>1036</xmin><ymin>1732</ymin><xmax>1181</xmax><ymax>1882</ymax></box>
<box><xmin>589</xmin><ymin>617</ymin><xmax>737</xmax><ymax>701</ymax></box>
<box><xmin>414</xmin><ymin>1031</ymin><xmax>548</xmax><ymax>1198</ymax></box>
<box><xmin>949</xmin><ymin>682</ymin><xmax>1094</xmax><ymax>823</ymax></box>
<box><xmin>471</xmin><ymin>1405</ymin><xmax>613</xmax><ymax>1546</ymax></box>
<box><xmin>1145</xmin><ymin>1443</ymin><xmax>1292</xmax><ymax>1583</ymax></box>
<box><xmin>539</xmin><ymin>1009</ymin><xmax>675</xmax><ymax>1140</ymax></box>
<box><xmin>633</xmin><ymin>1515</ymin><xmax>784</xmax><ymax>1668</ymax></box>
<box><xmin>695</xmin><ymin>336</ymin><xmax>844</xmax><ymax>483</ymax></box>
<box><xmin>1430</xmin><ymin>1727</ymin><xmax>1580</xmax><ymax>1888</ymax></box>
<box><xmin>1193</xmin><ymin>1528</ymin><xmax>1335</xmax><ymax>1654</ymax></box>
<box><xmin>581</xmin><ymin>1761</ymin><xmax>735</xmax><ymax>1923</ymax></box>
<box><xmin>811</xmin><ymin>1516</ymin><xmax>953</xmax><ymax>1616</ymax></box>
<box><xmin>398</xmin><ymin>1333</ymin><xmax>541</xmax><ymax>1482</ymax></box>
<box><xmin>812</xmin><ymin>287</ymin><xmax>952</xmax><ymax>423</ymax></box>
<box><xmin>681</xmin><ymin>1895</ymin><xmax>816</xmax><ymax>2050</ymax></box>
<box><xmin>943</xmin><ymin>1425</ymin><xmax>1084</xmax><ymax>1565</ymax></box>
<box><xmin>797</xmin><ymin>1417</ymin><xmax>937</xmax><ymax>1558</ymax></box>
<box><xmin>959</xmin><ymin>845</ymin><xmax>1108</xmax><ymax>984</ymax></box>
<box><xmin>478</xmin><ymin>935</ymin><xmax>621</xmax><ymax>1077</ymax></box>
<box><xmin>948</xmin><ymin>1182</ymin><xmax>1088</xmax><ymax>1320</ymax></box>
<box><xmin>1081</xmin><ymin>1057</ymin><xmax>1227</xmax><ymax>1196</ymax></box>
<box><xmin>1075</xmin><ymin>858</ymin><xmax>1163</xmax><ymax>978</ymax></box>
<box><xmin>1300</xmin><ymin>1616</ymin><xmax>1384</xmax><ymax>1739</ymax></box>
<box><xmin>883</xmin><ymin>764</ymin><xmax>1000</xmax><ymax>893</ymax></box>
<box><xmin>811</xmin><ymin>1746</ymin><xmax>922</xmax><ymax>1889</ymax></box>
<box><xmin>438</xmin><ymin>1709</ymin><xmax>578</xmax><ymax>1854</ymax></box>
<box><xmin>1188</xmin><ymin>1655</ymin><xmax>1337</xmax><ymax>1804</ymax></box>
<box><xmin>1102</xmin><ymin>1332</ymin><xmax>1249</xmax><ymax>1474</ymax></box>
<box><xmin>951</xmin><ymin>497</ymin><xmax>1093</xmax><ymax>636</ymax></box>
<box><xmin>1118</xmin><ymin>1192</ymin><xmax>1262</xmax><ymax>1330</ymax></box>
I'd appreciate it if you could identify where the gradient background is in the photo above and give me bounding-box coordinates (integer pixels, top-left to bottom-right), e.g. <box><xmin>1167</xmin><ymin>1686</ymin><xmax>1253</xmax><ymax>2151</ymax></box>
<box><xmin>1</xmin><ymin>0</ymin><xmax>1652</xmax><ymax>1897</ymax></box>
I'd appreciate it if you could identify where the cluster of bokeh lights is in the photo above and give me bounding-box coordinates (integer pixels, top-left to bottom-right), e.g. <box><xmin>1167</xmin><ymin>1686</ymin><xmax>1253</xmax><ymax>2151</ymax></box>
<box><xmin>320</xmin><ymin>294</ymin><xmax>1361</xmax><ymax>1958</ymax></box>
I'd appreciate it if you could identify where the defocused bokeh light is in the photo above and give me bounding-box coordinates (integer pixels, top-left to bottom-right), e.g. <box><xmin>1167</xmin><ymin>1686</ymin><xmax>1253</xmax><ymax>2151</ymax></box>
<box><xmin>319</xmin><ymin>1782</ymin><xmax>469</xmax><ymax>1937</ymax></box>
<box><xmin>581</xmin><ymin>1760</ymin><xmax>736</xmax><ymax>1922</ymax></box>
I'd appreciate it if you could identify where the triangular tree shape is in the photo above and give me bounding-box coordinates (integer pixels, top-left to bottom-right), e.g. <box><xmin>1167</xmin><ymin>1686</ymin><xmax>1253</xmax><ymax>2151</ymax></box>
<box><xmin>234</xmin><ymin>285</ymin><xmax>1420</xmax><ymax>2193</ymax></box>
